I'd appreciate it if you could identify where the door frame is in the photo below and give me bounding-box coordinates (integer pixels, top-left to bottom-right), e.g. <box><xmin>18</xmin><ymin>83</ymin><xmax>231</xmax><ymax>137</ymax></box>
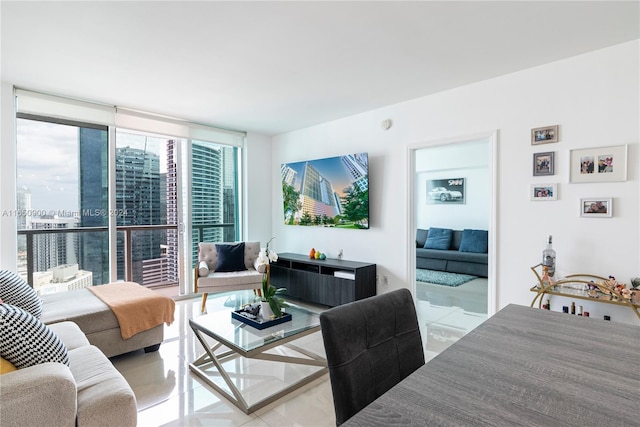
<box><xmin>407</xmin><ymin>130</ymin><xmax>498</xmax><ymax>316</ymax></box>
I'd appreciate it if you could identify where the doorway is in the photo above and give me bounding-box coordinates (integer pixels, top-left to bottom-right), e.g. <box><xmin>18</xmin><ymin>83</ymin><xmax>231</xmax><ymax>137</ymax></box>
<box><xmin>408</xmin><ymin>131</ymin><xmax>497</xmax><ymax>360</ymax></box>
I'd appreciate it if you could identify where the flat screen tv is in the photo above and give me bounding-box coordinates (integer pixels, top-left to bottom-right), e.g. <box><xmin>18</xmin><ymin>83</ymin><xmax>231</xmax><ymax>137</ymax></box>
<box><xmin>281</xmin><ymin>152</ymin><xmax>369</xmax><ymax>229</ymax></box>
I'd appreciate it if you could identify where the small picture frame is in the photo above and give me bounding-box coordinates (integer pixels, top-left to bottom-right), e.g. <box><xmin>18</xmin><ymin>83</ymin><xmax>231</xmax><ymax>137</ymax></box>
<box><xmin>531</xmin><ymin>184</ymin><xmax>557</xmax><ymax>201</ymax></box>
<box><xmin>531</xmin><ymin>125</ymin><xmax>559</xmax><ymax>145</ymax></box>
<box><xmin>580</xmin><ymin>198</ymin><xmax>612</xmax><ymax>218</ymax></box>
<box><xmin>533</xmin><ymin>152</ymin><xmax>554</xmax><ymax>176</ymax></box>
<box><xmin>570</xmin><ymin>145</ymin><xmax>627</xmax><ymax>183</ymax></box>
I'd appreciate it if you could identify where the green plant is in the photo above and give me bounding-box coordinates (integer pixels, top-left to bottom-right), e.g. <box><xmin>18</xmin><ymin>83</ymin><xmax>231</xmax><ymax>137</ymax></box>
<box><xmin>261</xmin><ymin>271</ymin><xmax>288</xmax><ymax>318</ymax></box>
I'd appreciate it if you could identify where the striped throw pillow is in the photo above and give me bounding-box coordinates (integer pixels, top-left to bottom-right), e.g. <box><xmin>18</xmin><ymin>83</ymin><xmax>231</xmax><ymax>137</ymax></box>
<box><xmin>0</xmin><ymin>303</ymin><xmax>69</xmax><ymax>369</ymax></box>
<box><xmin>0</xmin><ymin>270</ymin><xmax>42</xmax><ymax>318</ymax></box>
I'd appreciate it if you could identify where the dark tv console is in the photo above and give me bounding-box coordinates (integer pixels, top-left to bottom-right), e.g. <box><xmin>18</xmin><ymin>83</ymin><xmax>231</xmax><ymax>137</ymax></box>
<box><xmin>270</xmin><ymin>252</ymin><xmax>376</xmax><ymax>307</ymax></box>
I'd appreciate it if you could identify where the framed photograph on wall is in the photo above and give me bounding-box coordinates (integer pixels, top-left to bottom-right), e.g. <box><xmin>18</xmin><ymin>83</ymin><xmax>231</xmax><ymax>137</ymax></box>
<box><xmin>533</xmin><ymin>152</ymin><xmax>554</xmax><ymax>176</ymax></box>
<box><xmin>530</xmin><ymin>184</ymin><xmax>557</xmax><ymax>201</ymax></box>
<box><xmin>426</xmin><ymin>177</ymin><xmax>465</xmax><ymax>204</ymax></box>
<box><xmin>580</xmin><ymin>197</ymin><xmax>612</xmax><ymax>218</ymax></box>
<box><xmin>531</xmin><ymin>125</ymin><xmax>559</xmax><ymax>145</ymax></box>
<box><xmin>570</xmin><ymin>145</ymin><xmax>627</xmax><ymax>183</ymax></box>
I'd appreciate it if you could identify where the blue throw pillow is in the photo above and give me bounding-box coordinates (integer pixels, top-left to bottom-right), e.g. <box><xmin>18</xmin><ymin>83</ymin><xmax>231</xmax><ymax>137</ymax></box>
<box><xmin>459</xmin><ymin>229</ymin><xmax>488</xmax><ymax>253</ymax></box>
<box><xmin>215</xmin><ymin>243</ymin><xmax>247</xmax><ymax>272</ymax></box>
<box><xmin>424</xmin><ymin>228</ymin><xmax>453</xmax><ymax>250</ymax></box>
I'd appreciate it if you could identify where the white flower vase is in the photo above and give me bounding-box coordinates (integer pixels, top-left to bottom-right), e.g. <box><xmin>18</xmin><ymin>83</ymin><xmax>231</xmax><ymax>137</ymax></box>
<box><xmin>261</xmin><ymin>301</ymin><xmax>274</xmax><ymax>320</ymax></box>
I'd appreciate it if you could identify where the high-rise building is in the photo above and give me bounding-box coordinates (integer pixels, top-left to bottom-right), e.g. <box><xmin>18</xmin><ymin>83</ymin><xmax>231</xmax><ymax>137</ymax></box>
<box><xmin>30</xmin><ymin>216</ymin><xmax>80</xmax><ymax>272</ymax></box>
<box><xmin>191</xmin><ymin>142</ymin><xmax>224</xmax><ymax>260</ymax></box>
<box><xmin>281</xmin><ymin>164</ymin><xmax>297</xmax><ymax>187</ymax></box>
<box><xmin>341</xmin><ymin>153</ymin><xmax>368</xmax><ymax>192</ymax></box>
<box><xmin>299</xmin><ymin>162</ymin><xmax>339</xmax><ymax>219</ymax></box>
<box><xmin>165</xmin><ymin>140</ymin><xmax>179</xmax><ymax>284</ymax></box>
<box><xmin>115</xmin><ymin>145</ymin><xmax>164</xmax><ymax>284</ymax></box>
<box><xmin>78</xmin><ymin>127</ymin><xmax>109</xmax><ymax>285</ymax></box>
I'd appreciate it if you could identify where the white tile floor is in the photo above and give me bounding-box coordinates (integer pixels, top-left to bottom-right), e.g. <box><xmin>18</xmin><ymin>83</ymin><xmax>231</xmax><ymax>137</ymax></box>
<box><xmin>112</xmin><ymin>282</ymin><xmax>488</xmax><ymax>426</ymax></box>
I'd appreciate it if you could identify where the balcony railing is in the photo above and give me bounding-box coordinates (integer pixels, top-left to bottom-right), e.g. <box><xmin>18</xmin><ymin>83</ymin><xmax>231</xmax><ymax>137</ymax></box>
<box><xmin>18</xmin><ymin>223</ymin><xmax>235</xmax><ymax>294</ymax></box>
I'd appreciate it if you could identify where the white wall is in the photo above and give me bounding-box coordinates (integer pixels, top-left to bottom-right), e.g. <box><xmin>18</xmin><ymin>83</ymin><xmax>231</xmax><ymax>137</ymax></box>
<box><xmin>272</xmin><ymin>40</ymin><xmax>639</xmax><ymax>324</ymax></box>
<box><xmin>0</xmin><ymin>82</ymin><xmax>18</xmax><ymax>270</ymax></box>
<box><xmin>415</xmin><ymin>139</ymin><xmax>490</xmax><ymax>231</ymax></box>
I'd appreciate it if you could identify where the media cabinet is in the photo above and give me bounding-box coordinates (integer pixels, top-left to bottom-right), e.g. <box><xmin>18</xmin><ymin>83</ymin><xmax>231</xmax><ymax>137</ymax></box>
<box><xmin>270</xmin><ymin>252</ymin><xmax>376</xmax><ymax>307</ymax></box>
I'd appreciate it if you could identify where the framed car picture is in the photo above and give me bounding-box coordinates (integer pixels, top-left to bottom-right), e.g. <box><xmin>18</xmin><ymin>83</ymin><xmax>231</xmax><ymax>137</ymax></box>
<box><xmin>426</xmin><ymin>177</ymin><xmax>465</xmax><ymax>204</ymax></box>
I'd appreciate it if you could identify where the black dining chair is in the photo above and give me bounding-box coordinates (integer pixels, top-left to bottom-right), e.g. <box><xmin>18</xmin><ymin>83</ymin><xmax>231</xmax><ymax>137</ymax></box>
<box><xmin>319</xmin><ymin>288</ymin><xmax>425</xmax><ymax>425</ymax></box>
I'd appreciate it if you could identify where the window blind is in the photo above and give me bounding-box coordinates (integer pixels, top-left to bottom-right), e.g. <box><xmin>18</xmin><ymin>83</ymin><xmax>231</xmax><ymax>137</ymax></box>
<box><xmin>14</xmin><ymin>88</ymin><xmax>245</xmax><ymax>146</ymax></box>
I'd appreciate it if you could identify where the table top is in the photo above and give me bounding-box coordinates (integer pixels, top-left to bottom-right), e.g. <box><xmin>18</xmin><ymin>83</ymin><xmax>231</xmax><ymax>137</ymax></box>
<box><xmin>189</xmin><ymin>302</ymin><xmax>321</xmax><ymax>354</ymax></box>
<box><xmin>344</xmin><ymin>304</ymin><xmax>640</xmax><ymax>426</ymax></box>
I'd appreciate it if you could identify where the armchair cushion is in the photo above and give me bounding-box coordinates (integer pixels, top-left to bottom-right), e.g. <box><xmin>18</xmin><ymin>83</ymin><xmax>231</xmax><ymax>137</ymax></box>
<box><xmin>0</xmin><ymin>303</ymin><xmax>69</xmax><ymax>369</ymax></box>
<box><xmin>215</xmin><ymin>243</ymin><xmax>248</xmax><ymax>272</ymax></box>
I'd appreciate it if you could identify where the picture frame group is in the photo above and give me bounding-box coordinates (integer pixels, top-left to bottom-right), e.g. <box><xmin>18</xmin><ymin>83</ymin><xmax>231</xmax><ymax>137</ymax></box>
<box><xmin>570</xmin><ymin>144</ymin><xmax>627</xmax><ymax>183</ymax></box>
<box><xmin>580</xmin><ymin>198</ymin><xmax>613</xmax><ymax>218</ymax></box>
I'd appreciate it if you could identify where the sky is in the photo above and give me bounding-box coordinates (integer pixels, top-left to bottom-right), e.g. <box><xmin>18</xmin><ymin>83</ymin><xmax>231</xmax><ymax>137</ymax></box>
<box><xmin>16</xmin><ymin>119</ymin><xmax>169</xmax><ymax>214</ymax></box>
<box><xmin>16</xmin><ymin>119</ymin><xmax>79</xmax><ymax>212</ymax></box>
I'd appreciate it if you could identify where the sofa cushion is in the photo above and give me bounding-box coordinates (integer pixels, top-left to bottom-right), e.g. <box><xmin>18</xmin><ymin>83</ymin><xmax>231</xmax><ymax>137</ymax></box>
<box><xmin>424</xmin><ymin>228</ymin><xmax>453</xmax><ymax>250</ymax></box>
<box><xmin>48</xmin><ymin>321</ymin><xmax>91</xmax><ymax>351</ymax></box>
<box><xmin>0</xmin><ymin>303</ymin><xmax>69</xmax><ymax>369</ymax></box>
<box><xmin>40</xmin><ymin>288</ymin><xmax>119</xmax><ymax>335</ymax></box>
<box><xmin>69</xmin><ymin>345</ymin><xmax>137</xmax><ymax>427</ymax></box>
<box><xmin>459</xmin><ymin>229</ymin><xmax>489</xmax><ymax>253</ymax></box>
<box><xmin>215</xmin><ymin>242</ymin><xmax>248</xmax><ymax>272</ymax></box>
<box><xmin>418</xmin><ymin>248</ymin><xmax>487</xmax><ymax>264</ymax></box>
<box><xmin>415</xmin><ymin>229</ymin><xmax>429</xmax><ymax>248</ymax></box>
<box><xmin>0</xmin><ymin>270</ymin><xmax>42</xmax><ymax>318</ymax></box>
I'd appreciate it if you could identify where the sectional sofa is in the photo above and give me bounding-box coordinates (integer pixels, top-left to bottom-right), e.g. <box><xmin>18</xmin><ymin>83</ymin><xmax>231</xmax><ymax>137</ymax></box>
<box><xmin>416</xmin><ymin>228</ymin><xmax>488</xmax><ymax>278</ymax></box>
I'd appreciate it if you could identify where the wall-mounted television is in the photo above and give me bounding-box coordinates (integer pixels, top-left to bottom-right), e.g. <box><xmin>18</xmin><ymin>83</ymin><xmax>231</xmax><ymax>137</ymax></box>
<box><xmin>281</xmin><ymin>152</ymin><xmax>369</xmax><ymax>229</ymax></box>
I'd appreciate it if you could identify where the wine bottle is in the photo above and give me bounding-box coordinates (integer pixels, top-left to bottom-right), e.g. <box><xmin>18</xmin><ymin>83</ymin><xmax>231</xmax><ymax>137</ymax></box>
<box><xmin>542</xmin><ymin>235</ymin><xmax>556</xmax><ymax>277</ymax></box>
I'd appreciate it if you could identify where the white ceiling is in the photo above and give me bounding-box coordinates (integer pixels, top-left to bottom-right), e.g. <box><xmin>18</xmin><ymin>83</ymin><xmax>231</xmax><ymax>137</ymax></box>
<box><xmin>2</xmin><ymin>1</ymin><xmax>638</xmax><ymax>136</ymax></box>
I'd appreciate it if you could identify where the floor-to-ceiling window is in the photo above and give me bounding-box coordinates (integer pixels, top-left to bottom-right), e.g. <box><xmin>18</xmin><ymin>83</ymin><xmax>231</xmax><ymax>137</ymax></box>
<box><xmin>14</xmin><ymin>89</ymin><xmax>245</xmax><ymax>296</ymax></box>
<box><xmin>16</xmin><ymin>115</ymin><xmax>109</xmax><ymax>293</ymax></box>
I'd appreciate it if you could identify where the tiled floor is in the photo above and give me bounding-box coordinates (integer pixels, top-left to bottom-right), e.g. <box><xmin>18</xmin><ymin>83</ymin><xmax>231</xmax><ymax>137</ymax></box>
<box><xmin>112</xmin><ymin>279</ymin><xmax>488</xmax><ymax>426</ymax></box>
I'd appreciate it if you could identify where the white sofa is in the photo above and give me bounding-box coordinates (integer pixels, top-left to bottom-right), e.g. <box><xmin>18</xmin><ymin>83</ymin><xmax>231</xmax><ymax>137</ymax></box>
<box><xmin>40</xmin><ymin>287</ymin><xmax>164</xmax><ymax>358</ymax></box>
<box><xmin>1</xmin><ymin>321</ymin><xmax>137</xmax><ymax>427</ymax></box>
<box><xmin>194</xmin><ymin>241</ymin><xmax>265</xmax><ymax>312</ymax></box>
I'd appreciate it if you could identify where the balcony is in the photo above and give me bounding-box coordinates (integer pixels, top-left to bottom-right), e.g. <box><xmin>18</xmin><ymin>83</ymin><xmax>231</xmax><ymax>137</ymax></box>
<box><xmin>17</xmin><ymin>223</ymin><xmax>235</xmax><ymax>296</ymax></box>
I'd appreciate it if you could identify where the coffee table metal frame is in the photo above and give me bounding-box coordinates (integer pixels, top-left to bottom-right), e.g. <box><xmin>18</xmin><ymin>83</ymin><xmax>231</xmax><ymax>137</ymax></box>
<box><xmin>188</xmin><ymin>307</ymin><xmax>327</xmax><ymax>414</ymax></box>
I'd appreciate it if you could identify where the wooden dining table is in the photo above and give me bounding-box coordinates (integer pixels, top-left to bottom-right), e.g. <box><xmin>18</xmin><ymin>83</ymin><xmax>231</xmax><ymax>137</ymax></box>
<box><xmin>343</xmin><ymin>304</ymin><xmax>640</xmax><ymax>426</ymax></box>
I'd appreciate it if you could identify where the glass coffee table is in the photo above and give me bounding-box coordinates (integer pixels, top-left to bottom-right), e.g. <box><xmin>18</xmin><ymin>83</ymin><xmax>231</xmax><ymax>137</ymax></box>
<box><xmin>188</xmin><ymin>302</ymin><xmax>327</xmax><ymax>414</ymax></box>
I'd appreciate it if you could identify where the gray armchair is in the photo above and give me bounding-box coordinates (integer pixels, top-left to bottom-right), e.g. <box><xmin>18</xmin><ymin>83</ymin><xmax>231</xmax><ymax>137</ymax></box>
<box><xmin>319</xmin><ymin>288</ymin><xmax>425</xmax><ymax>425</ymax></box>
<box><xmin>194</xmin><ymin>241</ymin><xmax>265</xmax><ymax>312</ymax></box>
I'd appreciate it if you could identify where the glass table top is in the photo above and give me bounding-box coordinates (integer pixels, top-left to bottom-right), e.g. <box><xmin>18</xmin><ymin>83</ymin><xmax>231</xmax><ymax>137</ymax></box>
<box><xmin>189</xmin><ymin>301</ymin><xmax>322</xmax><ymax>353</ymax></box>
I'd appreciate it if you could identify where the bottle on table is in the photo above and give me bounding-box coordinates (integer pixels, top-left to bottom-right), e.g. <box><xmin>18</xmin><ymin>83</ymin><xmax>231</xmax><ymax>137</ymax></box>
<box><xmin>542</xmin><ymin>235</ymin><xmax>556</xmax><ymax>277</ymax></box>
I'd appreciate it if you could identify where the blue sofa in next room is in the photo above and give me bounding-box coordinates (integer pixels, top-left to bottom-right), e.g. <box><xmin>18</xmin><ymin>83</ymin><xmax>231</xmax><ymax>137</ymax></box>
<box><xmin>416</xmin><ymin>228</ymin><xmax>488</xmax><ymax>278</ymax></box>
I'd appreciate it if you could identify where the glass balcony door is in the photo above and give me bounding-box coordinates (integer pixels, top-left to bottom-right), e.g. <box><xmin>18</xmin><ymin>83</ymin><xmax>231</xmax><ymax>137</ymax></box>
<box><xmin>16</xmin><ymin>116</ymin><xmax>110</xmax><ymax>294</ymax></box>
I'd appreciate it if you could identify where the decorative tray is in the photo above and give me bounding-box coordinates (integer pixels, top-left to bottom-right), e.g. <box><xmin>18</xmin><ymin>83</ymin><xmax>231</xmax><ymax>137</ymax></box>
<box><xmin>232</xmin><ymin>308</ymin><xmax>292</xmax><ymax>330</ymax></box>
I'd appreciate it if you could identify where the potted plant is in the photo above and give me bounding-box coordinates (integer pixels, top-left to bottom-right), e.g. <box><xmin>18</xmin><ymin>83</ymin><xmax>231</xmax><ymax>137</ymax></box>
<box><xmin>260</xmin><ymin>264</ymin><xmax>288</xmax><ymax>319</ymax></box>
<box><xmin>257</xmin><ymin>238</ymin><xmax>287</xmax><ymax>319</ymax></box>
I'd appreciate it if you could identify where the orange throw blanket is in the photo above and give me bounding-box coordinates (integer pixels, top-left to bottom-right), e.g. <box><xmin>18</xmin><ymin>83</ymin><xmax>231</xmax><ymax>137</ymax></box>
<box><xmin>89</xmin><ymin>282</ymin><xmax>175</xmax><ymax>339</ymax></box>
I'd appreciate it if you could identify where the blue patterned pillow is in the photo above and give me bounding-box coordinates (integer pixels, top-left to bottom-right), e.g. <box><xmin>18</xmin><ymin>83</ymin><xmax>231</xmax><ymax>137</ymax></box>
<box><xmin>0</xmin><ymin>303</ymin><xmax>69</xmax><ymax>369</ymax></box>
<box><xmin>215</xmin><ymin>243</ymin><xmax>247</xmax><ymax>272</ymax></box>
<box><xmin>459</xmin><ymin>229</ymin><xmax>489</xmax><ymax>253</ymax></box>
<box><xmin>0</xmin><ymin>270</ymin><xmax>42</xmax><ymax>318</ymax></box>
<box><xmin>424</xmin><ymin>228</ymin><xmax>453</xmax><ymax>250</ymax></box>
